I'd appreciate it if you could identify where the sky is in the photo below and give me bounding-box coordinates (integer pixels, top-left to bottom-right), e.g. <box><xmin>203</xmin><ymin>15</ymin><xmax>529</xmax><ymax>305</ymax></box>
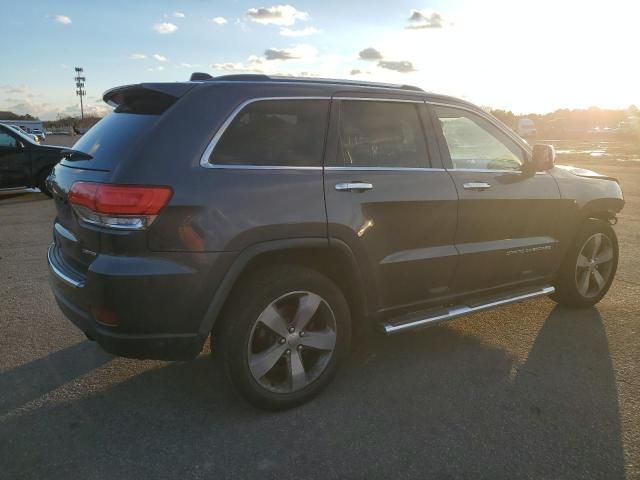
<box><xmin>1</xmin><ymin>0</ymin><xmax>638</xmax><ymax>120</ymax></box>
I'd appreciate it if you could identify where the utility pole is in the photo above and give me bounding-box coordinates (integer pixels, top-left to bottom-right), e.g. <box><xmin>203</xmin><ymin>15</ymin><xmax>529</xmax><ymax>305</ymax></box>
<box><xmin>74</xmin><ymin>67</ymin><xmax>86</xmax><ymax>120</ymax></box>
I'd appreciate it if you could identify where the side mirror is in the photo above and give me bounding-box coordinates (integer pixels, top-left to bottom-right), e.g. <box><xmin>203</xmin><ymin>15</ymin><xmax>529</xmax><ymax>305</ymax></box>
<box><xmin>17</xmin><ymin>141</ymin><xmax>25</xmax><ymax>149</ymax></box>
<box><xmin>531</xmin><ymin>144</ymin><xmax>555</xmax><ymax>172</ymax></box>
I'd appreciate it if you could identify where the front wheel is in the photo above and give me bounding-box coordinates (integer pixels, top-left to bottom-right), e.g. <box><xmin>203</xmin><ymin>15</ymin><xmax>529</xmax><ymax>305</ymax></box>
<box><xmin>216</xmin><ymin>265</ymin><xmax>351</xmax><ymax>410</ymax></box>
<box><xmin>552</xmin><ymin>219</ymin><xmax>618</xmax><ymax>308</ymax></box>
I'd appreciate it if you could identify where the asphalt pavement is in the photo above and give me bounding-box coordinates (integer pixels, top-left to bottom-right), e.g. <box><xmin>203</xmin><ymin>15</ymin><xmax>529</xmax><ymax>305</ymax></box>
<box><xmin>0</xmin><ymin>158</ymin><xmax>638</xmax><ymax>479</ymax></box>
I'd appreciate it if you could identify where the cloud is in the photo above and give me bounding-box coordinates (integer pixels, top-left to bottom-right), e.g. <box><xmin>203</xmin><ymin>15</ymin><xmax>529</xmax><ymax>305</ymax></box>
<box><xmin>406</xmin><ymin>10</ymin><xmax>443</xmax><ymax>29</ymax></box>
<box><xmin>280</xmin><ymin>26</ymin><xmax>319</xmax><ymax>37</ymax></box>
<box><xmin>359</xmin><ymin>47</ymin><xmax>383</xmax><ymax>61</ymax></box>
<box><xmin>211</xmin><ymin>17</ymin><xmax>228</xmax><ymax>25</ymax></box>
<box><xmin>211</xmin><ymin>62</ymin><xmax>263</xmax><ymax>73</ymax></box>
<box><xmin>262</xmin><ymin>45</ymin><xmax>317</xmax><ymax>61</ymax></box>
<box><xmin>147</xmin><ymin>66</ymin><xmax>165</xmax><ymax>72</ymax></box>
<box><xmin>173</xmin><ymin>12</ymin><xmax>185</xmax><ymax>18</ymax></box>
<box><xmin>152</xmin><ymin>53</ymin><xmax>168</xmax><ymax>62</ymax></box>
<box><xmin>130</xmin><ymin>53</ymin><xmax>147</xmax><ymax>60</ymax></box>
<box><xmin>177</xmin><ymin>63</ymin><xmax>201</xmax><ymax>68</ymax></box>
<box><xmin>153</xmin><ymin>22</ymin><xmax>178</xmax><ymax>34</ymax></box>
<box><xmin>246</xmin><ymin>5</ymin><xmax>309</xmax><ymax>26</ymax></box>
<box><xmin>377</xmin><ymin>60</ymin><xmax>416</xmax><ymax>73</ymax></box>
<box><xmin>350</xmin><ymin>69</ymin><xmax>362</xmax><ymax>75</ymax></box>
<box><xmin>54</xmin><ymin>15</ymin><xmax>72</xmax><ymax>25</ymax></box>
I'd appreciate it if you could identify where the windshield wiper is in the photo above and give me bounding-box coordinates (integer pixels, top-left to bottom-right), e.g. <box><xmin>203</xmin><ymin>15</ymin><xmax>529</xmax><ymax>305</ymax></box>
<box><xmin>60</xmin><ymin>149</ymin><xmax>93</xmax><ymax>161</ymax></box>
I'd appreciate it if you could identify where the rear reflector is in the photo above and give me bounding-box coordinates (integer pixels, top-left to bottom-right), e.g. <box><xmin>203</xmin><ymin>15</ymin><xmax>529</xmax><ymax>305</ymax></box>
<box><xmin>69</xmin><ymin>182</ymin><xmax>172</xmax><ymax>230</ymax></box>
<box><xmin>92</xmin><ymin>308</ymin><xmax>119</xmax><ymax>327</ymax></box>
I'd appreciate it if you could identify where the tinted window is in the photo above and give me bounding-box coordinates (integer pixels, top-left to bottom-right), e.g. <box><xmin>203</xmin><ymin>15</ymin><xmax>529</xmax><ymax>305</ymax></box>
<box><xmin>211</xmin><ymin>100</ymin><xmax>329</xmax><ymax>167</ymax></box>
<box><xmin>65</xmin><ymin>112</ymin><xmax>161</xmax><ymax>170</ymax></box>
<box><xmin>434</xmin><ymin>106</ymin><xmax>524</xmax><ymax>171</ymax></box>
<box><xmin>336</xmin><ymin>101</ymin><xmax>428</xmax><ymax>168</ymax></box>
<box><xmin>0</xmin><ymin>131</ymin><xmax>17</xmax><ymax>148</ymax></box>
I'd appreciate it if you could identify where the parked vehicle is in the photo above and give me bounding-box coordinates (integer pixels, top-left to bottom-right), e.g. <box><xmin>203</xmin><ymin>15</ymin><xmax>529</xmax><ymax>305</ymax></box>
<box><xmin>516</xmin><ymin>118</ymin><xmax>537</xmax><ymax>137</ymax></box>
<box><xmin>31</xmin><ymin>128</ymin><xmax>46</xmax><ymax>142</ymax></box>
<box><xmin>47</xmin><ymin>74</ymin><xmax>624</xmax><ymax>410</ymax></box>
<box><xmin>0</xmin><ymin>123</ymin><xmax>64</xmax><ymax>195</ymax></box>
<box><xmin>8</xmin><ymin>124</ymin><xmax>40</xmax><ymax>144</ymax></box>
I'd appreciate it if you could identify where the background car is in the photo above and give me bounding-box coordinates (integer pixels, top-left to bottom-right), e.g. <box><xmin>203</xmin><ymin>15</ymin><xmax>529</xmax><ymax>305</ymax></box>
<box><xmin>8</xmin><ymin>124</ymin><xmax>40</xmax><ymax>144</ymax></box>
<box><xmin>0</xmin><ymin>123</ymin><xmax>64</xmax><ymax>195</ymax></box>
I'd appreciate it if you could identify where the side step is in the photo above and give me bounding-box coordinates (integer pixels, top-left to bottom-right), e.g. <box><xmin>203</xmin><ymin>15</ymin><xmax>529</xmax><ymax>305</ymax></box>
<box><xmin>383</xmin><ymin>285</ymin><xmax>555</xmax><ymax>334</ymax></box>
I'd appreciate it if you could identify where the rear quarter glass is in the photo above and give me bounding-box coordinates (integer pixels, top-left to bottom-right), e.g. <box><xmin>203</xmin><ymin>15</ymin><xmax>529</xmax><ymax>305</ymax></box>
<box><xmin>61</xmin><ymin>112</ymin><xmax>161</xmax><ymax>171</ymax></box>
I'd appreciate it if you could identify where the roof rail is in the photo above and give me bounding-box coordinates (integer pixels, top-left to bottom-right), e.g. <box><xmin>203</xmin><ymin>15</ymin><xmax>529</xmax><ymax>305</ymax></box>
<box><xmin>190</xmin><ymin>73</ymin><xmax>424</xmax><ymax>93</ymax></box>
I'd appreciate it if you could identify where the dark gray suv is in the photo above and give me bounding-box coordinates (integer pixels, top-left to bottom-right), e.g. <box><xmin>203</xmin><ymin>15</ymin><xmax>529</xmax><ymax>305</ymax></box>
<box><xmin>47</xmin><ymin>74</ymin><xmax>624</xmax><ymax>409</ymax></box>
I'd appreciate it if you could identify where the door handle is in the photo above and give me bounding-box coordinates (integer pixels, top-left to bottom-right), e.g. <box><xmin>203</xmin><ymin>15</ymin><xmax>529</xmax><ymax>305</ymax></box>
<box><xmin>463</xmin><ymin>182</ymin><xmax>491</xmax><ymax>191</ymax></box>
<box><xmin>335</xmin><ymin>182</ymin><xmax>373</xmax><ymax>192</ymax></box>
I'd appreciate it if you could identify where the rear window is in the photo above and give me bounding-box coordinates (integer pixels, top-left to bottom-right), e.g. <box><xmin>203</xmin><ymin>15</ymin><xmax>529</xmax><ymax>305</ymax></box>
<box><xmin>209</xmin><ymin>99</ymin><xmax>329</xmax><ymax>167</ymax></box>
<box><xmin>64</xmin><ymin>112</ymin><xmax>160</xmax><ymax>170</ymax></box>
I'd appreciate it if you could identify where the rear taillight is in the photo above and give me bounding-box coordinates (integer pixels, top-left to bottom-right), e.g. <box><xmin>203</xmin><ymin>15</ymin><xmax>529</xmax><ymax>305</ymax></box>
<box><xmin>68</xmin><ymin>182</ymin><xmax>172</xmax><ymax>230</ymax></box>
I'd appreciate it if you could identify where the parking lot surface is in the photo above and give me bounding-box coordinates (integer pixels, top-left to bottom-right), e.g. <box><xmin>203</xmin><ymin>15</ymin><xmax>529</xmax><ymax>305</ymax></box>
<box><xmin>0</xmin><ymin>157</ymin><xmax>638</xmax><ymax>479</ymax></box>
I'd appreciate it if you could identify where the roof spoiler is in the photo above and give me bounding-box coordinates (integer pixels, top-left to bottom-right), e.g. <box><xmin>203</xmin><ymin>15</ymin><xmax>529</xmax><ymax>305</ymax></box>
<box><xmin>103</xmin><ymin>83</ymin><xmax>196</xmax><ymax>108</ymax></box>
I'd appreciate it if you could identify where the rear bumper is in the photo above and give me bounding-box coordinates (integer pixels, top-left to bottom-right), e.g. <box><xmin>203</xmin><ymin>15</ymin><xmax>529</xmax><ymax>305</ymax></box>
<box><xmin>51</xmin><ymin>285</ymin><xmax>204</xmax><ymax>360</ymax></box>
<box><xmin>47</xmin><ymin>243</ymin><xmax>230</xmax><ymax>360</ymax></box>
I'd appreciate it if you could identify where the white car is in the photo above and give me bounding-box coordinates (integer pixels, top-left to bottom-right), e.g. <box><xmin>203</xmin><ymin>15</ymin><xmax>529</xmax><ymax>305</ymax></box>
<box><xmin>31</xmin><ymin>128</ymin><xmax>46</xmax><ymax>142</ymax></box>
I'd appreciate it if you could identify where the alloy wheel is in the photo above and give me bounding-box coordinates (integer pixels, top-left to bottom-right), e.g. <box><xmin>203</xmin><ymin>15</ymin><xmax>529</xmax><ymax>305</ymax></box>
<box><xmin>575</xmin><ymin>233</ymin><xmax>614</xmax><ymax>298</ymax></box>
<box><xmin>247</xmin><ymin>291</ymin><xmax>337</xmax><ymax>393</ymax></box>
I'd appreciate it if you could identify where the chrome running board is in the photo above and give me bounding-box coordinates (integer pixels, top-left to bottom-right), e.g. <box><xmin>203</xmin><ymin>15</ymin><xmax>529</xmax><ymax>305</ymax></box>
<box><xmin>383</xmin><ymin>285</ymin><xmax>555</xmax><ymax>334</ymax></box>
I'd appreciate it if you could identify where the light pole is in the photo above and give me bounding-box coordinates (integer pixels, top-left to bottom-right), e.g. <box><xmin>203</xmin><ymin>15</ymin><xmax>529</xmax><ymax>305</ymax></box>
<box><xmin>74</xmin><ymin>67</ymin><xmax>86</xmax><ymax>120</ymax></box>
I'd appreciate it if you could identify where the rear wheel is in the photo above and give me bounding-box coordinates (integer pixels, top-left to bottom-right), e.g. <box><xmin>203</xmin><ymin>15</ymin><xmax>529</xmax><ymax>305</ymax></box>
<box><xmin>216</xmin><ymin>265</ymin><xmax>351</xmax><ymax>410</ymax></box>
<box><xmin>552</xmin><ymin>219</ymin><xmax>618</xmax><ymax>308</ymax></box>
<box><xmin>37</xmin><ymin>168</ymin><xmax>53</xmax><ymax>197</ymax></box>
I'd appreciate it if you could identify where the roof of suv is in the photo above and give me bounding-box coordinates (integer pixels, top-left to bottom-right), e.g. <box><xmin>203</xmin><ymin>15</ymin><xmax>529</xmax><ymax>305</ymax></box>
<box><xmin>103</xmin><ymin>73</ymin><xmax>478</xmax><ymax>111</ymax></box>
<box><xmin>189</xmin><ymin>73</ymin><xmax>426</xmax><ymax>93</ymax></box>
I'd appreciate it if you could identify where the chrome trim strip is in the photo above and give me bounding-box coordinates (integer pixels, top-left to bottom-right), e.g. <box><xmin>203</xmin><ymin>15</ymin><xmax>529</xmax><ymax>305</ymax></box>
<box><xmin>383</xmin><ymin>286</ymin><xmax>555</xmax><ymax>334</ymax></box>
<box><xmin>47</xmin><ymin>244</ymin><xmax>85</xmax><ymax>289</ymax></box>
<box><xmin>200</xmin><ymin>96</ymin><xmax>331</xmax><ymax>169</ymax></box>
<box><xmin>450</xmin><ymin>168</ymin><xmax>549</xmax><ymax>175</ymax></box>
<box><xmin>325</xmin><ymin>166</ymin><xmax>446</xmax><ymax>172</ymax></box>
<box><xmin>201</xmin><ymin>164</ymin><xmax>323</xmax><ymax>171</ymax></box>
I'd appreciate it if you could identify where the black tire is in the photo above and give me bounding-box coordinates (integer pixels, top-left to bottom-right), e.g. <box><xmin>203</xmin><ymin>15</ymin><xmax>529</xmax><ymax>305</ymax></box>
<box><xmin>216</xmin><ymin>265</ymin><xmax>351</xmax><ymax>410</ymax></box>
<box><xmin>38</xmin><ymin>168</ymin><xmax>53</xmax><ymax>197</ymax></box>
<box><xmin>551</xmin><ymin>219</ymin><xmax>618</xmax><ymax>308</ymax></box>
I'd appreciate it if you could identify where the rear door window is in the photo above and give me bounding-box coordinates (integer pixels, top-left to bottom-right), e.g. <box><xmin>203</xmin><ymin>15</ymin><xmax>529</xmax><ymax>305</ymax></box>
<box><xmin>334</xmin><ymin>100</ymin><xmax>429</xmax><ymax>168</ymax></box>
<box><xmin>209</xmin><ymin>99</ymin><xmax>329</xmax><ymax>167</ymax></box>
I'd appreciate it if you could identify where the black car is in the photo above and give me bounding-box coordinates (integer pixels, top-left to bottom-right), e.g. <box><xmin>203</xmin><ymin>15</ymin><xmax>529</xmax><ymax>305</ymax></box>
<box><xmin>0</xmin><ymin>123</ymin><xmax>63</xmax><ymax>196</ymax></box>
<box><xmin>47</xmin><ymin>74</ymin><xmax>624</xmax><ymax>410</ymax></box>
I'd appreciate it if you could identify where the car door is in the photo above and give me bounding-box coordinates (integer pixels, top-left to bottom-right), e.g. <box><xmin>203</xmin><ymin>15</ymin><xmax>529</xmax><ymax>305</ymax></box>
<box><xmin>323</xmin><ymin>96</ymin><xmax>459</xmax><ymax>315</ymax></box>
<box><xmin>0</xmin><ymin>128</ymin><xmax>30</xmax><ymax>188</ymax></box>
<box><xmin>429</xmin><ymin>103</ymin><xmax>564</xmax><ymax>292</ymax></box>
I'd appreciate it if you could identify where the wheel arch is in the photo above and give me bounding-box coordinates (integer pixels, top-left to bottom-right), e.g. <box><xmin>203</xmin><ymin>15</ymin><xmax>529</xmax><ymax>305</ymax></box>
<box><xmin>199</xmin><ymin>238</ymin><xmax>371</xmax><ymax>337</ymax></box>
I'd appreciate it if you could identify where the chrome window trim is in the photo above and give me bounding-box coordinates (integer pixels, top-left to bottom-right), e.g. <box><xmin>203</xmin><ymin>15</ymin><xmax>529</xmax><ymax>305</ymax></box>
<box><xmin>200</xmin><ymin>96</ymin><xmax>332</xmax><ymax>169</ymax></box>
<box><xmin>325</xmin><ymin>166</ymin><xmax>446</xmax><ymax>172</ymax></box>
<box><xmin>204</xmin><ymin>164</ymin><xmax>323</xmax><ymax>171</ymax></box>
<box><xmin>449</xmin><ymin>168</ymin><xmax>549</xmax><ymax>175</ymax></box>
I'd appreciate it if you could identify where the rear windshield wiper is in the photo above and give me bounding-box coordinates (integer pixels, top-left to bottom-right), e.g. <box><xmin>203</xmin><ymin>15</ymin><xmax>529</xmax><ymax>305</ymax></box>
<box><xmin>60</xmin><ymin>149</ymin><xmax>93</xmax><ymax>161</ymax></box>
